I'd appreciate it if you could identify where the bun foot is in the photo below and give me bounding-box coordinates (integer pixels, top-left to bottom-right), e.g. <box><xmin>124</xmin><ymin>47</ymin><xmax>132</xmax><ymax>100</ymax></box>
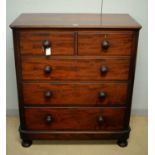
<box><xmin>117</xmin><ymin>140</ymin><xmax>128</xmax><ymax>147</ymax></box>
<box><xmin>21</xmin><ymin>140</ymin><xmax>32</xmax><ymax>147</ymax></box>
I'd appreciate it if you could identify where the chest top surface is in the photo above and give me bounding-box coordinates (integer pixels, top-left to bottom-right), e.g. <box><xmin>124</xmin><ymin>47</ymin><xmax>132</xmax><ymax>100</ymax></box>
<box><xmin>10</xmin><ymin>13</ymin><xmax>141</xmax><ymax>29</ymax></box>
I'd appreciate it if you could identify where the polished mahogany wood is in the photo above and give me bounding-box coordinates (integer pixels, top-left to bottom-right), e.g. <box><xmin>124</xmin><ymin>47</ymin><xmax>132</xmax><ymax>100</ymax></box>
<box><xmin>22</xmin><ymin>83</ymin><xmax>128</xmax><ymax>106</ymax></box>
<box><xmin>78</xmin><ymin>31</ymin><xmax>134</xmax><ymax>56</ymax></box>
<box><xmin>21</xmin><ymin>58</ymin><xmax>130</xmax><ymax>81</ymax></box>
<box><xmin>10</xmin><ymin>13</ymin><xmax>141</xmax><ymax>29</ymax></box>
<box><xmin>10</xmin><ymin>13</ymin><xmax>141</xmax><ymax>147</ymax></box>
<box><xmin>19</xmin><ymin>30</ymin><xmax>74</xmax><ymax>56</ymax></box>
<box><xmin>20</xmin><ymin>129</ymin><xmax>130</xmax><ymax>141</ymax></box>
<box><xmin>24</xmin><ymin>107</ymin><xmax>126</xmax><ymax>131</ymax></box>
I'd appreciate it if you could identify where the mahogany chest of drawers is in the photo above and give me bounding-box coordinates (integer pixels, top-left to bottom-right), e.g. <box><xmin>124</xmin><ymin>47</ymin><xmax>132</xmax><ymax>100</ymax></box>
<box><xmin>10</xmin><ymin>13</ymin><xmax>141</xmax><ymax>147</ymax></box>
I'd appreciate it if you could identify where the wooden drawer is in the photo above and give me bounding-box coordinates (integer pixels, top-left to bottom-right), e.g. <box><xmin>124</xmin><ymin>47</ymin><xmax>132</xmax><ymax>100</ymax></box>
<box><xmin>19</xmin><ymin>30</ymin><xmax>75</xmax><ymax>56</ymax></box>
<box><xmin>23</xmin><ymin>83</ymin><xmax>128</xmax><ymax>106</ymax></box>
<box><xmin>78</xmin><ymin>31</ymin><xmax>134</xmax><ymax>56</ymax></box>
<box><xmin>22</xmin><ymin>58</ymin><xmax>130</xmax><ymax>81</ymax></box>
<box><xmin>24</xmin><ymin>108</ymin><xmax>126</xmax><ymax>131</ymax></box>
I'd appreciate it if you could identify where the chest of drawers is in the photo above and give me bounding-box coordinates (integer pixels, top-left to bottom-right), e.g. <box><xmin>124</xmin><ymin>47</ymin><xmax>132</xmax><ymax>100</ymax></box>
<box><xmin>10</xmin><ymin>13</ymin><xmax>141</xmax><ymax>147</ymax></box>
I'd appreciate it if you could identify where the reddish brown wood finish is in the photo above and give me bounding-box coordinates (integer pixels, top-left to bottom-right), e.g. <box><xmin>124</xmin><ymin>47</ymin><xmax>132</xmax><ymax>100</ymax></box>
<box><xmin>19</xmin><ymin>30</ymin><xmax>75</xmax><ymax>56</ymax></box>
<box><xmin>78</xmin><ymin>31</ymin><xmax>134</xmax><ymax>56</ymax></box>
<box><xmin>24</xmin><ymin>108</ymin><xmax>126</xmax><ymax>131</ymax></box>
<box><xmin>22</xmin><ymin>58</ymin><xmax>130</xmax><ymax>81</ymax></box>
<box><xmin>23</xmin><ymin>83</ymin><xmax>128</xmax><ymax>106</ymax></box>
<box><xmin>20</xmin><ymin>130</ymin><xmax>130</xmax><ymax>140</ymax></box>
<box><xmin>10</xmin><ymin>14</ymin><xmax>141</xmax><ymax>146</ymax></box>
<box><xmin>10</xmin><ymin>13</ymin><xmax>141</xmax><ymax>29</ymax></box>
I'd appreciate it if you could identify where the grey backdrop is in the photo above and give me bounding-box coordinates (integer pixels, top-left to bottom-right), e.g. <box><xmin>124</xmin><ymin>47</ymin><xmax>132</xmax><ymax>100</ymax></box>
<box><xmin>6</xmin><ymin>0</ymin><xmax>148</xmax><ymax>115</ymax></box>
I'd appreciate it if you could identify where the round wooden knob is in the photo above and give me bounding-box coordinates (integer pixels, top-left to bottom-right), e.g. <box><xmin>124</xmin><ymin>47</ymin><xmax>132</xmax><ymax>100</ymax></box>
<box><xmin>45</xmin><ymin>115</ymin><xmax>53</xmax><ymax>123</ymax></box>
<box><xmin>100</xmin><ymin>66</ymin><xmax>108</xmax><ymax>74</ymax></box>
<box><xmin>97</xmin><ymin>115</ymin><xmax>104</xmax><ymax>124</ymax></box>
<box><xmin>44</xmin><ymin>66</ymin><xmax>52</xmax><ymax>74</ymax></box>
<box><xmin>43</xmin><ymin>40</ymin><xmax>51</xmax><ymax>48</ymax></box>
<box><xmin>44</xmin><ymin>91</ymin><xmax>53</xmax><ymax>98</ymax></box>
<box><xmin>99</xmin><ymin>92</ymin><xmax>107</xmax><ymax>98</ymax></box>
<box><xmin>102</xmin><ymin>40</ymin><xmax>109</xmax><ymax>50</ymax></box>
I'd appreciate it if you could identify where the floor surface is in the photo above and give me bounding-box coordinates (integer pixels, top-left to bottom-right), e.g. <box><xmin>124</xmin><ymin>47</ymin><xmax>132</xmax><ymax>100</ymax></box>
<box><xmin>6</xmin><ymin>116</ymin><xmax>147</xmax><ymax>155</ymax></box>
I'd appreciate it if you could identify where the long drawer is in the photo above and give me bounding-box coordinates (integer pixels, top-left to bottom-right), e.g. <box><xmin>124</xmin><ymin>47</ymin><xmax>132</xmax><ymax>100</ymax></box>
<box><xmin>23</xmin><ymin>83</ymin><xmax>128</xmax><ymax>106</ymax></box>
<box><xmin>24</xmin><ymin>108</ymin><xmax>126</xmax><ymax>131</ymax></box>
<box><xmin>22</xmin><ymin>58</ymin><xmax>130</xmax><ymax>81</ymax></box>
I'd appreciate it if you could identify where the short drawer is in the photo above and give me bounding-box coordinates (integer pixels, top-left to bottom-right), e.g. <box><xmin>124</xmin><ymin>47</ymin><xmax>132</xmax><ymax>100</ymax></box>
<box><xmin>19</xmin><ymin>30</ymin><xmax>75</xmax><ymax>56</ymax></box>
<box><xmin>24</xmin><ymin>108</ymin><xmax>126</xmax><ymax>131</ymax></box>
<box><xmin>23</xmin><ymin>83</ymin><xmax>128</xmax><ymax>106</ymax></box>
<box><xmin>78</xmin><ymin>31</ymin><xmax>134</xmax><ymax>56</ymax></box>
<box><xmin>22</xmin><ymin>58</ymin><xmax>130</xmax><ymax>81</ymax></box>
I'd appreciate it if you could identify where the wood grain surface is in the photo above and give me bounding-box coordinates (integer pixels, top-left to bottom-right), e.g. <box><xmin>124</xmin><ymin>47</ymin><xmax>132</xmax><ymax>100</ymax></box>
<box><xmin>23</xmin><ymin>82</ymin><xmax>128</xmax><ymax>106</ymax></box>
<box><xmin>78</xmin><ymin>31</ymin><xmax>134</xmax><ymax>56</ymax></box>
<box><xmin>22</xmin><ymin>58</ymin><xmax>130</xmax><ymax>81</ymax></box>
<box><xmin>24</xmin><ymin>107</ymin><xmax>126</xmax><ymax>131</ymax></box>
<box><xmin>19</xmin><ymin>30</ymin><xmax>75</xmax><ymax>56</ymax></box>
<box><xmin>10</xmin><ymin>13</ymin><xmax>141</xmax><ymax>29</ymax></box>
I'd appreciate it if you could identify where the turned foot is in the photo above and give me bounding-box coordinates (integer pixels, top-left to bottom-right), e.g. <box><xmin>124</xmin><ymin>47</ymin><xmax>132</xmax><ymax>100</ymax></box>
<box><xmin>117</xmin><ymin>139</ymin><xmax>128</xmax><ymax>147</ymax></box>
<box><xmin>21</xmin><ymin>140</ymin><xmax>32</xmax><ymax>147</ymax></box>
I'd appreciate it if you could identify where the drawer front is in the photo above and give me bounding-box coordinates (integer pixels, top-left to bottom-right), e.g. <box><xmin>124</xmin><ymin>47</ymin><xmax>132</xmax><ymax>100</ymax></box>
<box><xmin>23</xmin><ymin>83</ymin><xmax>128</xmax><ymax>106</ymax></box>
<box><xmin>24</xmin><ymin>108</ymin><xmax>125</xmax><ymax>131</ymax></box>
<box><xmin>19</xmin><ymin>30</ymin><xmax>75</xmax><ymax>56</ymax></box>
<box><xmin>22</xmin><ymin>58</ymin><xmax>130</xmax><ymax>81</ymax></box>
<box><xmin>78</xmin><ymin>31</ymin><xmax>134</xmax><ymax>56</ymax></box>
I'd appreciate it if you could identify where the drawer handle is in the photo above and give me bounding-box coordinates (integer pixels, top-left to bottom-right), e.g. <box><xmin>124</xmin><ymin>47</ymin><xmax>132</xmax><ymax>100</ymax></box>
<box><xmin>99</xmin><ymin>92</ymin><xmax>107</xmax><ymax>99</ymax></box>
<box><xmin>43</xmin><ymin>40</ymin><xmax>51</xmax><ymax>48</ymax></box>
<box><xmin>44</xmin><ymin>65</ymin><xmax>52</xmax><ymax>74</ymax></box>
<box><xmin>44</xmin><ymin>91</ymin><xmax>53</xmax><ymax>98</ymax></box>
<box><xmin>97</xmin><ymin>115</ymin><xmax>104</xmax><ymax>124</ymax></box>
<box><xmin>45</xmin><ymin>115</ymin><xmax>53</xmax><ymax>124</ymax></box>
<box><xmin>43</xmin><ymin>40</ymin><xmax>52</xmax><ymax>56</ymax></box>
<box><xmin>102</xmin><ymin>40</ymin><xmax>110</xmax><ymax>50</ymax></box>
<box><xmin>100</xmin><ymin>66</ymin><xmax>108</xmax><ymax>75</ymax></box>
